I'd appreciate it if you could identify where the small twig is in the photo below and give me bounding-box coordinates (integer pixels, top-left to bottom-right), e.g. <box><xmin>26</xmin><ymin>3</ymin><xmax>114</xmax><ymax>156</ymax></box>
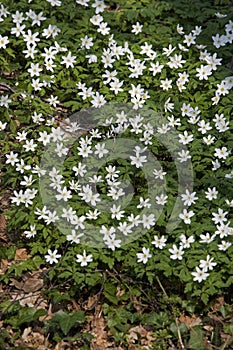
<box><xmin>0</xmin><ymin>82</ymin><xmax>16</xmax><ymax>94</ymax></box>
<box><xmin>175</xmin><ymin>317</ymin><xmax>185</xmax><ymax>349</ymax></box>
<box><xmin>220</xmin><ymin>335</ymin><xmax>233</xmax><ymax>350</ymax></box>
<box><xmin>155</xmin><ymin>275</ymin><xmax>168</xmax><ymax>297</ymax></box>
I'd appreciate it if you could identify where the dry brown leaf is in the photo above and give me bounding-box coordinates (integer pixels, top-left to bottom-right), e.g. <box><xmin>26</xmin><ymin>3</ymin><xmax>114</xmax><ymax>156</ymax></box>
<box><xmin>0</xmin><ymin>258</ymin><xmax>10</xmax><ymax>274</ymax></box>
<box><xmin>126</xmin><ymin>325</ymin><xmax>156</xmax><ymax>349</ymax></box>
<box><xmin>203</xmin><ymin>325</ymin><xmax>214</xmax><ymax>332</ymax></box>
<box><xmin>90</xmin><ymin>308</ymin><xmax>113</xmax><ymax>350</ymax></box>
<box><xmin>21</xmin><ymin>327</ymin><xmax>32</xmax><ymax>341</ymax></box>
<box><xmin>39</xmin><ymin>303</ymin><xmax>53</xmax><ymax>321</ymax></box>
<box><xmin>14</xmin><ymin>248</ymin><xmax>30</xmax><ymax>260</ymax></box>
<box><xmin>116</xmin><ymin>286</ymin><xmax>125</xmax><ymax>297</ymax></box>
<box><xmin>10</xmin><ymin>291</ymin><xmax>47</xmax><ymax>309</ymax></box>
<box><xmin>0</xmin><ymin>214</ymin><xmax>6</xmax><ymax>230</ymax></box>
<box><xmin>71</xmin><ymin>298</ymin><xmax>81</xmax><ymax>310</ymax></box>
<box><xmin>10</xmin><ymin>278</ymin><xmax>23</xmax><ymax>290</ymax></box>
<box><xmin>22</xmin><ymin>277</ymin><xmax>44</xmax><ymax>293</ymax></box>
<box><xmin>211</xmin><ymin>296</ymin><xmax>225</xmax><ymax>312</ymax></box>
<box><xmin>86</xmin><ymin>294</ymin><xmax>99</xmax><ymax>309</ymax></box>
<box><xmin>132</xmin><ymin>296</ymin><xmax>144</xmax><ymax>314</ymax></box>
<box><xmin>178</xmin><ymin>313</ymin><xmax>202</xmax><ymax>328</ymax></box>
<box><xmin>17</xmin><ymin>327</ymin><xmax>46</xmax><ymax>349</ymax></box>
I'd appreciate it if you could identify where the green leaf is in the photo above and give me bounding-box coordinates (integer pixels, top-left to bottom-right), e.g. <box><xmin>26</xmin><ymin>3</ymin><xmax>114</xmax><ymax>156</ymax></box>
<box><xmin>189</xmin><ymin>327</ymin><xmax>206</xmax><ymax>350</ymax></box>
<box><xmin>0</xmin><ymin>246</ymin><xmax>16</xmax><ymax>260</ymax></box>
<box><xmin>6</xmin><ymin>307</ymin><xmax>47</xmax><ymax>328</ymax></box>
<box><xmin>103</xmin><ymin>283</ymin><xmax>118</xmax><ymax>305</ymax></box>
<box><xmin>50</xmin><ymin>310</ymin><xmax>85</xmax><ymax>335</ymax></box>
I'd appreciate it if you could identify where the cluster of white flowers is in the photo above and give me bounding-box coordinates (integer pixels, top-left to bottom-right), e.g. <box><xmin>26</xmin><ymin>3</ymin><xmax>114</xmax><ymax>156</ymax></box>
<box><xmin>1</xmin><ymin>1</ymin><xmax>232</xmax><ymax>283</ymax></box>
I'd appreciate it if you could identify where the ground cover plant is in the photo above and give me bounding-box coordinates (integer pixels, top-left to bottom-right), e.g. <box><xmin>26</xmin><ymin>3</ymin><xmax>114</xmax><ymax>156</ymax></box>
<box><xmin>0</xmin><ymin>0</ymin><xmax>233</xmax><ymax>349</ymax></box>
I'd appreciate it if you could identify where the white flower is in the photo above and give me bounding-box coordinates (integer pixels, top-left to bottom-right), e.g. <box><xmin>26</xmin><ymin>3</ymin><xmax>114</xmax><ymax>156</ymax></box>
<box><xmin>76</xmin><ymin>250</ymin><xmax>93</xmax><ymax>266</ymax></box>
<box><xmin>212</xmin><ymin>208</ymin><xmax>228</xmax><ymax>224</ymax></box>
<box><xmin>97</xmin><ymin>22</ymin><xmax>110</xmax><ymax>35</ymax></box>
<box><xmin>0</xmin><ymin>34</ymin><xmax>9</xmax><ymax>48</ymax></box>
<box><xmin>6</xmin><ymin>151</ymin><xmax>19</xmax><ymax>166</ymax></box>
<box><xmin>80</xmin><ymin>35</ymin><xmax>93</xmax><ymax>49</ymax></box>
<box><xmin>109</xmin><ymin>78</ymin><xmax>124</xmax><ymax>94</ymax></box>
<box><xmin>179</xmin><ymin>234</ymin><xmax>195</xmax><ymax>248</ymax></box>
<box><xmin>214</xmin><ymin>147</ymin><xmax>230</xmax><ymax>160</ymax></box>
<box><xmin>104</xmin><ymin>234</ymin><xmax>121</xmax><ymax>250</ymax></box>
<box><xmin>0</xmin><ymin>121</ymin><xmax>7</xmax><ymax>131</ymax></box>
<box><xmin>196</xmin><ymin>64</ymin><xmax>212</xmax><ymax>80</ymax></box>
<box><xmin>130</xmin><ymin>153</ymin><xmax>147</xmax><ymax>168</ymax></box>
<box><xmin>167</xmin><ymin>54</ymin><xmax>186</xmax><ymax>69</ymax></box>
<box><xmin>44</xmin><ymin>210</ymin><xmax>59</xmax><ymax>224</ymax></box>
<box><xmin>215</xmin><ymin>12</ymin><xmax>227</xmax><ymax>18</ymax></box>
<box><xmin>27</xmin><ymin>62</ymin><xmax>42</xmax><ymax>77</ymax></box>
<box><xmin>177</xmin><ymin>150</ymin><xmax>191</xmax><ymax>163</ymax></box>
<box><xmin>132</xmin><ymin>22</ymin><xmax>143</xmax><ymax>35</ymax></box>
<box><xmin>117</xmin><ymin>222</ymin><xmax>132</xmax><ymax>236</ymax></box>
<box><xmin>15</xmin><ymin>159</ymin><xmax>31</xmax><ymax>174</ymax></box>
<box><xmin>212</xmin><ymin>33</ymin><xmax>227</xmax><ymax>48</ymax></box>
<box><xmin>91</xmin><ymin>92</ymin><xmax>106</xmax><ymax>108</ymax></box>
<box><xmin>199</xmin><ymin>232</ymin><xmax>216</xmax><ymax>244</ymax></box>
<box><xmin>169</xmin><ymin>244</ymin><xmax>184</xmax><ymax>260</ymax></box>
<box><xmin>179</xmin><ymin>209</ymin><xmax>195</xmax><ymax>224</ymax></box>
<box><xmin>181</xmin><ymin>189</ymin><xmax>198</xmax><ymax>206</ymax></box>
<box><xmin>218</xmin><ymin>241</ymin><xmax>231</xmax><ymax>251</ymax></box>
<box><xmin>23</xmin><ymin>139</ymin><xmax>37</xmax><ymax>152</ymax></box>
<box><xmin>177</xmin><ymin>24</ymin><xmax>184</xmax><ymax>35</ymax></box>
<box><xmin>215</xmin><ymin>223</ymin><xmax>230</xmax><ymax>238</ymax></box>
<box><xmin>56</xmin><ymin>186</ymin><xmax>72</xmax><ymax>202</ymax></box>
<box><xmin>0</xmin><ymin>94</ymin><xmax>12</xmax><ymax>107</ymax></box>
<box><xmin>110</xmin><ymin>204</ymin><xmax>125</xmax><ymax>220</ymax></box>
<box><xmin>90</xmin><ymin>14</ymin><xmax>103</xmax><ymax>26</ymax></box>
<box><xmin>20</xmin><ymin>175</ymin><xmax>34</xmax><ymax>187</ymax></box>
<box><xmin>149</xmin><ymin>61</ymin><xmax>164</xmax><ymax>76</ymax></box>
<box><xmin>179</xmin><ymin>130</ymin><xmax>193</xmax><ymax>145</ymax></box>
<box><xmin>203</xmin><ymin>135</ymin><xmax>215</xmax><ymax>145</ymax></box>
<box><xmin>137</xmin><ymin>247</ymin><xmax>152</xmax><ymax>264</ymax></box>
<box><xmin>212</xmin><ymin>159</ymin><xmax>221</xmax><ymax>171</ymax></box>
<box><xmin>183</xmin><ymin>33</ymin><xmax>196</xmax><ymax>46</ymax></box>
<box><xmin>73</xmin><ymin>163</ymin><xmax>87</xmax><ymax>177</ymax></box>
<box><xmin>24</xmin><ymin>225</ymin><xmax>37</xmax><ymax>238</ymax></box>
<box><xmin>153</xmin><ymin>168</ymin><xmax>166</xmax><ymax>180</ymax></box>
<box><xmin>198</xmin><ymin>120</ymin><xmax>212</xmax><ymax>134</ymax></box>
<box><xmin>191</xmin><ymin>267</ymin><xmax>209</xmax><ymax>282</ymax></box>
<box><xmin>94</xmin><ymin>142</ymin><xmax>109</xmax><ymax>158</ymax></box>
<box><xmin>86</xmin><ymin>209</ymin><xmax>100</xmax><ymax>220</ymax></box>
<box><xmin>45</xmin><ymin>249</ymin><xmax>61</xmax><ymax>264</ymax></box>
<box><xmin>156</xmin><ymin>194</ymin><xmax>168</xmax><ymax>205</ymax></box>
<box><xmin>205</xmin><ymin>187</ymin><xmax>218</xmax><ymax>200</ymax></box>
<box><xmin>162</xmin><ymin>44</ymin><xmax>176</xmax><ymax>56</ymax></box>
<box><xmin>164</xmin><ymin>97</ymin><xmax>174</xmax><ymax>112</ymax></box>
<box><xmin>127</xmin><ymin>214</ymin><xmax>141</xmax><ymax>227</ymax></box>
<box><xmin>157</xmin><ymin>123</ymin><xmax>170</xmax><ymax>135</ymax></box>
<box><xmin>160</xmin><ymin>78</ymin><xmax>172</xmax><ymax>91</ymax></box>
<box><xmin>92</xmin><ymin>0</ymin><xmax>106</xmax><ymax>14</ymax></box>
<box><xmin>141</xmin><ymin>214</ymin><xmax>155</xmax><ymax>229</ymax></box>
<box><xmin>152</xmin><ymin>235</ymin><xmax>167</xmax><ymax>249</ymax></box>
<box><xmin>31</xmin><ymin>78</ymin><xmax>43</xmax><ymax>91</ymax></box>
<box><xmin>66</xmin><ymin>230</ymin><xmax>83</xmax><ymax>244</ymax></box>
<box><xmin>199</xmin><ymin>255</ymin><xmax>217</xmax><ymax>272</ymax></box>
<box><xmin>61</xmin><ymin>51</ymin><xmax>76</xmax><ymax>68</ymax></box>
<box><xmin>86</xmin><ymin>54</ymin><xmax>98</xmax><ymax>63</ymax></box>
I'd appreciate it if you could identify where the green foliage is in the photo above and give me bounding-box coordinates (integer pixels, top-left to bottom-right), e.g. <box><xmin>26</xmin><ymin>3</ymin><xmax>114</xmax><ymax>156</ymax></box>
<box><xmin>0</xmin><ymin>0</ymin><xmax>233</xmax><ymax>348</ymax></box>
<box><xmin>5</xmin><ymin>307</ymin><xmax>47</xmax><ymax>328</ymax></box>
<box><xmin>44</xmin><ymin>310</ymin><xmax>86</xmax><ymax>336</ymax></box>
